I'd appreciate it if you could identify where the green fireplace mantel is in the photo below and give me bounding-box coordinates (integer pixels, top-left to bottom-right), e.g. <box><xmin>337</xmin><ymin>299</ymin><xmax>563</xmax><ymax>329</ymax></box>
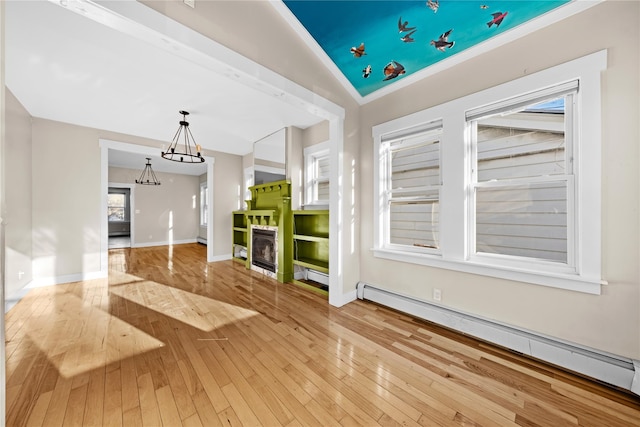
<box><xmin>240</xmin><ymin>180</ymin><xmax>293</xmax><ymax>283</ymax></box>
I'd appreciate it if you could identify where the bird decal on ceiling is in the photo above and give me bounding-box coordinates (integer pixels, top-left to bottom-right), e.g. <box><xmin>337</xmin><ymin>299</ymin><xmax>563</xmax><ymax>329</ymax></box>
<box><xmin>398</xmin><ymin>17</ymin><xmax>416</xmax><ymax>33</ymax></box>
<box><xmin>401</xmin><ymin>30</ymin><xmax>417</xmax><ymax>43</ymax></box>
<box><xmin>350</xmin><ymin>42</ymin><xmax>367</xmax><ymax>57</ymax></box>
<box><xmin>430</xmin><ymin>29</ymin><xmax>455</xmax><ymax>52</ymax></box>
<box><xmin>427</xmin><ymin>0</ymin><xmax>439</xmax><ymax>13</ymax></box>
<box><xmin>487</xmin><ymin>11</ymin><xmax>508</xmax><ymax>28</ymax></box>
<box><xmin>383</xmin><ymin>61</ymin><xmax>406</xmax><ymax>81</ymax></box>
<box><xmin>362</xmin><ymin>65</ymin><xmax>372</xmax><ymax>78</ymax></box>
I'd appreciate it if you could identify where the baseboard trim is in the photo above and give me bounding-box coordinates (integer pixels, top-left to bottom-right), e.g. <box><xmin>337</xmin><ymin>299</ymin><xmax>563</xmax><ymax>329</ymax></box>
<box><xmin>5</xmin><ymin>286</ymin><xmax>32</xmax><ymax>312</ymax></box>
<box><xmin>210</xmin><ymin>253</ymin><xmax>232</xmax><ymax>262</ymax></box>
<box><xmin>132</xmin><ymin>239</ymin><xmax>197</xmax><ymax>248</ymax></box>
<box><xmin>13</xmin><ymin>270</ymin><xmax>110</xmax><ymax>311</ymax></box>
<box><xmin>356</xmin><ymin>281</ymin><xmax>638</xmax><ymax>395</ymax></box>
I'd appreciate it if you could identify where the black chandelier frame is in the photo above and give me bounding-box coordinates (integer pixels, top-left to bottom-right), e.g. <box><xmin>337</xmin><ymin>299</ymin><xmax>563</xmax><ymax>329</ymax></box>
<box><xmin>135</xmin><ymin>157</ymin><xmax>161</xmax><ymax>186</ymax></box>
<box><xmin>161</xmin><ymin>110</ymin><xmax>205</xmax><ymax>163</ymax></box>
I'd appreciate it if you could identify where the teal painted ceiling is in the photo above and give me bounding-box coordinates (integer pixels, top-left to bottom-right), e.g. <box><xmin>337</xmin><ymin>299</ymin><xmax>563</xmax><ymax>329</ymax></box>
<box><xmin>282</xmin><ymin>1</ymin><xmax>571</xmax><ymax>99</ymax></box>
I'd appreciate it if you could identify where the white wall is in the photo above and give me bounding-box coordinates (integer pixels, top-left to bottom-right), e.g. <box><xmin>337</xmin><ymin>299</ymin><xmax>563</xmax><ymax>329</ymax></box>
<box><xmin>32</xmin><ymin>118</ymin><xmax>103</xmax><ymax>282</ymax></box>
<box><xmin>27</xmin><ymin>117</ymin><xmax>244</xmax><ymax>283</ymax></box>
<box><xmin>109</xmin><ymin>166</ymin><xmax>200</xmax><ymax>246</ymax></box>
<box><xmin>359</xmin><ymin>1</ymin><xmax>639</xmax><ymax>360</ymax></box>
<box><xmin>4</xmin><ymin>89</ymin><xmax>32</xmax><ymax>298</ymax></box>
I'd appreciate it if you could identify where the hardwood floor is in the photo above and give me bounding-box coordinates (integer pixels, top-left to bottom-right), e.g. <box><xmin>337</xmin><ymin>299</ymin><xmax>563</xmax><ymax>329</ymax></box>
<box><xmin>5</xmin><ymin>243</ymin><xmax>640</xmax><ymax>426</ymax></box>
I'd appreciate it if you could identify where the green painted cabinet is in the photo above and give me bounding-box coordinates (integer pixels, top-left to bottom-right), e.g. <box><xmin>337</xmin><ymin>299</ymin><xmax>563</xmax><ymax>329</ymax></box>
<box><xmin>231</xmin><ymin>180</ymin><xmax>294</xmax><ymax>283</ymax></box>
<box><xmin>231</xmin><ymin>211</ymin><xmax>248</xmax><ymax>264</ymax></box>
<box><xmin>292</xmin><ymin>210</ymin><xmax>329</xmax><ymax>295</ymax></box>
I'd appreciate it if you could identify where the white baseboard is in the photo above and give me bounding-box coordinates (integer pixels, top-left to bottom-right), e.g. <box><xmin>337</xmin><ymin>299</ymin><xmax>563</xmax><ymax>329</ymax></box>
<box><xmin>196</xmin><ymin>237</ymin><xmax>207</xmax><ymax>244</ymax></box>
<box><xmin>210</xmin><ymin>253</ymin><xmax>232</xmax><ymax>262</ymax></box>
<box><xmin>5</xmin><ymin>286</ymin><xmax>32</xmax><ymax>312</ymax></box>
<box><xmin>29</xmin><ymin>271</ymin><xmax>108</xmax><ymax>289</ymax></box>
<box><xmin>8</xmin><ymin>271</ymin><xmax>109</xmax><ymax>312</ymax></box>
<box><xmin>356</xmin><ymin>281</ymin><xmax>638</xmax><ymax>395</ymax></box>
<box><xmin>132</xmin><ymin>238</ymin><xmax>197</xmax><ymax>248</ymax></box>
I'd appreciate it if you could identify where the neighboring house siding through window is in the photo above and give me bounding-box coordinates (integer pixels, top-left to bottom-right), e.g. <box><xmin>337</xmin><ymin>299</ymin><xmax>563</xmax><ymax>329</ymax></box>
<box><xmin>372</xmin><ymin>51</ymin><xmax>605</xmax><ymax>294</ymax></box>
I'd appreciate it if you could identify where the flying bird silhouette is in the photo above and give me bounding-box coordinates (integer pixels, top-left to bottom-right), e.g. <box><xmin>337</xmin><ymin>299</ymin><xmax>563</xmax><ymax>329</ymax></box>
<box><xmin>350</xmin><ymin>42</ymin><xmax>367</xmax><ymax>57</ymax></box>
<box><xmin>401</xmin><ymin>30</ymin><xmax>417</xmax><ymax>43</ymax></box>
<box><xmin>383</xmin><ymin>61</ymin><xmax>406</xmax><ymax>81</ymax></box>
<box><xmin>398</xmin><ymin>17</ymin><xmax>416</xmax><ymax>33</ymax></box>
<box><xmin>362</xmin><ymin>65</ymin><xmax>372</xmax><ymax>78</ymax></box>
<box><xmin>427</xmin><ymin>0</ymin><xmax>439</xmax><ymax>13</ymax></box>
<box><xmin>430</xmin><ymin>29</ymin><xmax>455</xmax><ymax>52</ymax></box>
<box><xmin>487</xmin><ymin>11</ymin><xmax>508</xmax><ymax>28</ymax></box>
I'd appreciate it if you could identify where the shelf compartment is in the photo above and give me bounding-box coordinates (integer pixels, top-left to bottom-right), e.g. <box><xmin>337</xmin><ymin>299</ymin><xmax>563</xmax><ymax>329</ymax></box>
<box><xmin>293</xmin><ymin>234</ymin><xmax>328</xmax><ymax>243</ymax></box>
<box><xmin>292</xmin><ymin>210</ymin><xmax>329</xmax><ymax>239</ymax></box>
<box><xmin>293</xmin><ymin>257</ymin><xmax>328</xmax><ymax>273</ymax></box>
<box><xmin>292</xmin><ymin>278</ymin><xmax>328</xmax><ymax>296</ymax></box>
<box><xmin>233</xmin><ymin>230</ymin><xmax>248</xmax><ymax>247</ymax></box>
<box><xmin>232</xmin><ymin>211</ymin><xmax>247</xmax><ymax>228</ymax></box>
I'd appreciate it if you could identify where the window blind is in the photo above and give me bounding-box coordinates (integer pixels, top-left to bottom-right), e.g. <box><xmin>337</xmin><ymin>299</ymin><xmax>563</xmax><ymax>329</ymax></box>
<box><xmin>381</xmin><ymin>119</ymin><xmax>443</xmax><ymax>145</ymax></box>
<box><xmin>466</xmin><ymin>80</ymin><xmax>578</xmax><ymax>122</ymax></box>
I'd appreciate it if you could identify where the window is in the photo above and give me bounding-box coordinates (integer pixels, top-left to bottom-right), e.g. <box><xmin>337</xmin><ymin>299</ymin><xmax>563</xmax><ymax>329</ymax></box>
<box><xmin>469</xmin><ymin>82</ymin><xmax>577</xmax><ymax>266</ymax></box>
<box><xmin>304</xmin><ymin>142</ymin><xmax>330</xmax><ymax>205</ymax></box>
<box><xmin>381</xmin><ymin>121</ymin><xmax>442</xmax><ymax>252</ymax></box>
<box><xmin>200</xmin><ymin>182</ymin><xmax>208</xmax><ymax>227</ymax></box>
<box><xmin>108</xmin><ymin>192</ymin><xmax>126</xmax><ymax>222</ymax></box>
<box><xmin>372</xmin><ymin>51</ymin><xmax>606</xmax><ymax>294</ymax></box>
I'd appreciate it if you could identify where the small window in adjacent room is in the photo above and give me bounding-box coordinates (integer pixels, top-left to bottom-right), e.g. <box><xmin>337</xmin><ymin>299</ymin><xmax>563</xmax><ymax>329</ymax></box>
<box><xmin>200</xmin><ymin>182</ymin><xmax>208</xmax><ymax>227</ymax></box>
<box><xmin>304</xmin><ymin>142</ymin><xmax>330</xmax><ymax>206</ymax></box>
<box><xmin>108</xmin><ymin>192</ymin><xmax>126</xmax><ymax>222</ymax></box>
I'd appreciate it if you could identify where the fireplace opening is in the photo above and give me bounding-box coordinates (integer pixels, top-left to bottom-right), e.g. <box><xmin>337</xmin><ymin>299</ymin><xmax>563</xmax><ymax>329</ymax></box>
<box><xmin>252</xmin><ymin>228</ymin><xmax>277</xmax><ymax>273</ymax></box>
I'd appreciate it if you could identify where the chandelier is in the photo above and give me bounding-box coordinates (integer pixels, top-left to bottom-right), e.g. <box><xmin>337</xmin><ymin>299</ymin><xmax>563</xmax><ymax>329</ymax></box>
<box><xmin>161</xmin><ymin>110</ymin><xmax>205</xmax><ymax>163</ymax></box>
<box><xmin>135</xmin><ymin>158</ymin><xmax>161</xmax><ymax>186</ymax></box>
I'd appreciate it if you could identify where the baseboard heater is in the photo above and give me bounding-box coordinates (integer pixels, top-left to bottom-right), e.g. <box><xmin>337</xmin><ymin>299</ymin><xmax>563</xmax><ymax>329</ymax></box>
<box><xmin>356</xmin><ymin>282</ymin><xmax>639</xmax><ymax>395</ymax></box>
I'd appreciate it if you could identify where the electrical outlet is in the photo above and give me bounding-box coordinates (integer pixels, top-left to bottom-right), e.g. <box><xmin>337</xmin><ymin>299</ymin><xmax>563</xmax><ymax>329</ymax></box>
<box><xmin>433</xmin><ymin>288</ymin><xmax>442</xmax><ymax>301</ymax></box>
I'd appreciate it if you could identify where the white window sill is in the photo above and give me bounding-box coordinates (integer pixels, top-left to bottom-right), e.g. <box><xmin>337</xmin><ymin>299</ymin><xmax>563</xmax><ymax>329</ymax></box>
<box><xmin>301</xmin><ymin>203</ymin><xmax>329</xmax><ymax>210</ymax></box>
<box><xmin>371</xmin><ymin>247</ymin><xmax>603</xmax><ymax>295</ymax></box>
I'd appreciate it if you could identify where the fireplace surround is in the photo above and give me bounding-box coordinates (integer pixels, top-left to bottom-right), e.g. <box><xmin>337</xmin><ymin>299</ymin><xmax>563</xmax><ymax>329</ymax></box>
<box><xmin>251</xmin><ymin>225</ymin><xmax>278</xmax><ymax>278</ymax></box>
<box><xmin>234</xmin><ymin>180</ymin><xmax>293</xmax><ymax>283</ymax></box>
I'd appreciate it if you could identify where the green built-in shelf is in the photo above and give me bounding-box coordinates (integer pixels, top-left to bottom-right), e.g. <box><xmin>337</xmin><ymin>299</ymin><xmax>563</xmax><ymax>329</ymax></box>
<box><xmin>292</xmin><ymin>210</ymin><xmax>329</xmax><ymax>295</ymax></box>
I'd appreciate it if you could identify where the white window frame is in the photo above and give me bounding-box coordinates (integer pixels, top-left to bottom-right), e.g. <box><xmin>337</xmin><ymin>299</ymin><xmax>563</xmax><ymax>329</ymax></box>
<box><xmin>200</xmin><ymin>181</ymin><xmax>208</xmax><ymax>227</ymax></box>
<box><xmin>381</xmin><ymin>121</ymin><xmax>443</xmax><ymax>255</ymax></box>
<box><xmin>108</xmin><ymin>190</ymin><xmax>129</xmax><ymax>222</ymax></box>
<box><xmin>304</xmin><ymin>141</ymin><xmax>330</xmax><ymax>206</ymax></box>
<box><xmin>468</xmin><ymin>82</ymin><xmax>577</xmax><ymax>273</ymax></box>
<box><xmin>372</xmin><ymin>50</ymin><xmax>606</xmax><ymax>294</ymax></box>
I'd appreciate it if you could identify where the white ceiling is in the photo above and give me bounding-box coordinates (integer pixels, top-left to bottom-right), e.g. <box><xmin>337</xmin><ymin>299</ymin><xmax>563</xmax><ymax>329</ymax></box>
<box><xmin>4</xmin><ymin>0</ymin><xmax>325</xmax><ymax>174</ymax></box>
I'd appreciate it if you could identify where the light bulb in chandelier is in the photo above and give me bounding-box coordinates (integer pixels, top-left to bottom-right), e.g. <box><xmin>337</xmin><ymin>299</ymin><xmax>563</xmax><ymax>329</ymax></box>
<box><xmin>161</xmin><ymin>110</ymin><xmax>205</xmax><ymax>163</ymax></box>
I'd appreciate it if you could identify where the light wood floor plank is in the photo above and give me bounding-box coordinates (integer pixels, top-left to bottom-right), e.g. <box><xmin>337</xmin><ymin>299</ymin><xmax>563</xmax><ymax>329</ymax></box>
<box><xmin>5</xmin><ymin>243</ymin><xmax>639</xmax><ymax>427</ymax></box>
<box><xmin>191</xmin><ymin>389</ymin><xmax>224</xmax><ymax>427</ymax></box>
<box><xmin>82</xmin><ymin>366</ymin><xmax>105</xmax><ymax>426</ymax></box>
<box><xmin>155</xmin><ymin>385</ymin><xmax>183</xmax><ymax>427</ymax></box>
<box><xmin>137</xmin><ymin>372</ymin><xmax>162</xmax><ymax>427</ymax></box>
<box><xmin>25</xmin><ymin>390</ymin><xmax>52</xmax><ymax>427</ymax></box>
<box><xmin>62</xmin><ymin>383</ymin><xmax>88</xmax><ymax>427</ymax></box>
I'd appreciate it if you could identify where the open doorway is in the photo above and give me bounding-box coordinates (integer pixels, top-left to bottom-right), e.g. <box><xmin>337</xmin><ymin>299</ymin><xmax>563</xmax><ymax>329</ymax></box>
<box><xmin>108</xmin><ymin>186</ymin><xmax>132</xmax><ymax>249</ymax></box>
<box><xmin>99</xmin><ymin>140</ymin><xmax>215</xmax><ymax>273</ymax></box>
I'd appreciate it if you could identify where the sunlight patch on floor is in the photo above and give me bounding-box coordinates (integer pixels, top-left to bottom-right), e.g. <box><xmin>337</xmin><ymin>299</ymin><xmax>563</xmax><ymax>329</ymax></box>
<box><xmin>25</xmin><ymin>288</ymin><xmax>164</xmax><ymax>378</ymax></box>
<box><xmin>108</xmin><ymin>278</ymin><xmax>260</xmax><ymax>332</ymax></box>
